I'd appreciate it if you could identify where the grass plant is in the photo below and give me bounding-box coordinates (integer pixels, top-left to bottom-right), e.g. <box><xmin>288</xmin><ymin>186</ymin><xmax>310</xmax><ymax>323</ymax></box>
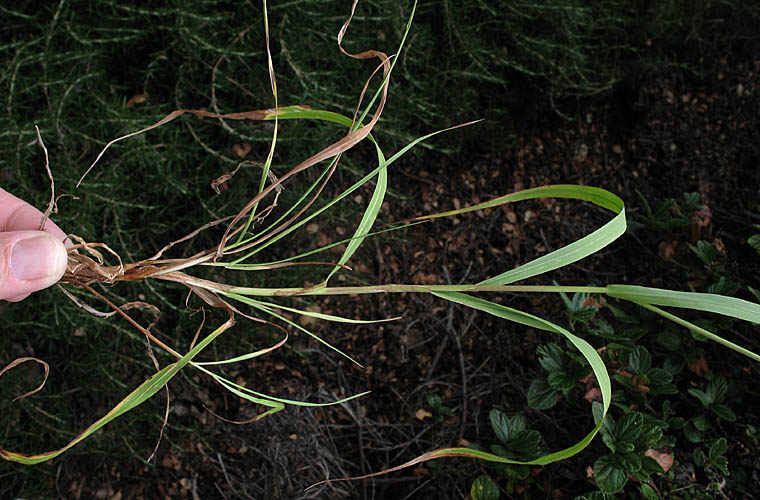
<box><xmin>1</xmin><ymin>2</ymin><xmax>759</xmax><ymax>497</ymax></box>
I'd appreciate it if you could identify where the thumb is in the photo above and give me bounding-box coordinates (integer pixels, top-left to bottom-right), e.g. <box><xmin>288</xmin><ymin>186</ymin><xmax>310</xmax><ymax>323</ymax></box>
<box><xmin>0</xmin><ymin>230</ymin><xmax>68</xmax><ymax>302</ymax></box>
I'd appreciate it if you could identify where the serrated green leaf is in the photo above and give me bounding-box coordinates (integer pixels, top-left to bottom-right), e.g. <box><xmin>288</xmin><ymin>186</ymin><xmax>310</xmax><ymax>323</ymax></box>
<box><xmin>602</xmin><ymin>433</ymin><xmax>616</xmax><ymax>453</ymax></box>
<box><xmin>648</xmin><ymin>368</ymin><xmax>673</xmax><ymax>386</ymax></box>
<box><xmin>509</xmin><ymin>429</ymin><xmax>544</xmax><ymax>461</ymax></box>
<box><xmin>682</xmin><ymin>192</ymin><xmax>702</xmax><ymax>211</ymax></box>
<box><xmin>616</xmin><ymin>441</ymin><xmax>636</xmax><ymax>453</ymax></box>
<box><xmin>628</xmin><ymin>346</ymin><xmax>652</xmax><ymax>376</ymax></box>
<box><xmin>592</xmin><ymin>401</ymin><xmax>616</xmax><ymax>439</ymax></box>
<box><xmin>707</xmin><ymin>276</ymin><xmax>740</xmax><ymax>296</ymax></box>
<box><xmin>749</xmin><ymin>234</ymin><xmax>760</xmax><ymax>254</ymax></box>
<box><xmin>594</xmin><ymin>454</ymin><xmax>628</xmax><ymax>493</ymax></box>
<box><xmin>710</xmin><ymin>404</ymin><xmax>736</xmax><ymax>422</ymax></box>
<box><xmin>571</xmin><ymin>306</ymin><xmax>598</xmax><ymax>324</ymax></box>
<box><xmin>706</xmin><ymin>377</ymin><xmax>728</xmax><ymax>403</ymax></box>
<box><xmin>615</xmin><ymin>410</ymin><xmax>642</xmax><ymax>444</ymax></box>
<box><xmin>688</xmin><ymin>388</ymin><xmax>713</xmax><ymax>408</ymax></box>
<box><xmin>709</xmin><ymin>438</ymin><xmax>728</xmax><ymax>459</ymax></box>
<box><xmin>502</xmin><ymin>411</ymin><xmax>527</xmax><ymax>437</ymax></box>
<box><xmin>711</xmin><ymin>456</ymin><xmax>730</xmax><ymax>476</ymax></box>
<box><xmin>548</xmin><ymin>371</ymin><xmax>575</xmax><ymax>392</ymax></box>
<box><xmin>637</xmin><ymin>424</ymin><xmax>664</xmax><ymax>449</ymax></box>
<box><xmin>615</xmin><ymin>413</ymin><xmax>644</xmax><ymax>446</ymax></box>
<box><xmin>426</xmin><ymin>392</ymin><xmax>443</xmax><ymax>410</ymax></box>
<box><xmin>490</xmin><ymin>409</ymin><xmax>525</xmax><ymax>443</ymax></box>
<box><xmin>427</xmin><ymin>393</ymin><xmax>442</xmax><ymax>410</ymax></box>
<box><xmin>620</xmin><ymin>452</ymin><xmax>642</xmax><ymax>473</ymax></box>
<box><xmin>630</xmin><ymin>468</ymin><xmax>652</xmax><ymax>483</ymax></box>
<box><xmin>684</xmin><ymin>422</ymin><xmax>703</xmax><ymax>443</ymax></box>
<box><xmin>641</xmin><ymin>455</ymin><xmax>665</xmax><ymax>475</ymax></box>
<box><xmin>592</xmin><ymin>400</ymin><xmax>605</xmax><ymax>426</ymax></box>
<box><xmin>668</xmin><ymin>416</ymin><xmax>685</xmax><ymax>430</ymax></box>
<box><xmin>471</xmin><ymin>475</ymin><xmax>500</xmax><ymax>500</ymax></box>
<box><xmin>689</xmin><ymin>240</ymin><xmax>719</xmax><ymax>265</ymax></box>
<box><xmin>510</xmin><ymin>465</ymin><xmax>531</xmax><ymax>481</ymax></box>
<box><xmin>527</xmin><ymin>379</ymin><xmax>559</xmax><ymax>410</ymax></box>
<box><xmin>640</xmin><ymin>482</ymin><xmax>659</xmax><ymax>500</ymax></box>
<box><xmin>537</xmin><ymin>344</ymin><xmax>566</xmax><ymax>373</ymax></box>
<box><xmin>588</xmin><ymin>318</ymin><xmax>616</xmax><ymax>339</ymax></box>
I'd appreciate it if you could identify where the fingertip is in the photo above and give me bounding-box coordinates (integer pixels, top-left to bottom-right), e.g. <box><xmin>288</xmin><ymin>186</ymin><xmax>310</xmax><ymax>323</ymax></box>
<box><xmin>1</xmin><ymin>231</ymin><xmax>68</xmax><ymax>301</ymax></box>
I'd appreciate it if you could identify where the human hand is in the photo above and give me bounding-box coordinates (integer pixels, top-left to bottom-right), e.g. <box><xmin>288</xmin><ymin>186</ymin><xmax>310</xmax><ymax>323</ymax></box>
<box><xmin>0</xmin><ymin>188</ymin><xmax>68</xmax><ymax>302</ymax></box>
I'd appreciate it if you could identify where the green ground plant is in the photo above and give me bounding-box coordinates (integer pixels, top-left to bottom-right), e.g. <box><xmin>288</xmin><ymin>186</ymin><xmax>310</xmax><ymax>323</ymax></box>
<box><xmin>468</xmin><ymin>409</ymin><xmax>545</xmax><ymax>498</ymax></box>
<box><xmin>426</xmin><ymin>392</ymin><xmax>454</xmax><ymax>423</ymax></box>
<box><xmin>495</xmin><ymin>279</ymin><xmax>751</xmax><ymax>497</ymax></box>
<box><xmin>1</xmin><ymin>1</ymin><xmax>759</xmax><ymax>498</ymax></box>
<box><xmin>632</xmin><ymin>191</ymin><xmax>704</xmax><ymax>233</ymax></box>
<box><xmin>590</xmin><ymin>403</ymin><xmax>668</xmax><ymax>496</ymax></box>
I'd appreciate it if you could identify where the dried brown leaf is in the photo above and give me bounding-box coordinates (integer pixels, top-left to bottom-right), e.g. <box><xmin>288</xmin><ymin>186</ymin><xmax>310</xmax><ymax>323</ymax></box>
<box><xmin>126</xmin><ymin>94</ymin><xmax>148</xmax><ymax>107</ymax></box>
<box><xmin>0</xmin><ymin>357</ymin><xmax>50</xmax><ymax>402</ymax></box>
<box><xmin>645</xmin><ymin>448</ymin><xmax>674</xmax><ymax>473</ymax></box>
<box><xmin>415</xmin><ymin>409</ymin><xmax>432</xmax><ymax>421</ymax></box>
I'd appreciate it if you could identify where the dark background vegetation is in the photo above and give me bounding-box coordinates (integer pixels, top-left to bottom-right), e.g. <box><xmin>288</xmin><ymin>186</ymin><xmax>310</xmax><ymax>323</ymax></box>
<box><xmin>1</xmin><ymin>1</ymin><xmax>759</xmax><ymax>498</ymax></box>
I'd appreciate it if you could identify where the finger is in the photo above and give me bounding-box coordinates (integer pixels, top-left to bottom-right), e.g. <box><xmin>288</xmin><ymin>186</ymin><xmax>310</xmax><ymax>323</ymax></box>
<box><xmin>0</xmin><ymin>188</ymin><xmax>69</xmax><ymax>244</ymax></box>
<box><xmin>0</xmin><ymin>230</ymin><xmax>68</xmax><ymax>302</ymax></box>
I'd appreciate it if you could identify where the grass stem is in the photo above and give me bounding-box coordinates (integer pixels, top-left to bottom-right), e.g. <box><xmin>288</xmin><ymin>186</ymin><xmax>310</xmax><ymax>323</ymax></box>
<box><xmin>224</xmin><ymin>284</ymin><xmax>607</xmax><ymax>296</ymax></box>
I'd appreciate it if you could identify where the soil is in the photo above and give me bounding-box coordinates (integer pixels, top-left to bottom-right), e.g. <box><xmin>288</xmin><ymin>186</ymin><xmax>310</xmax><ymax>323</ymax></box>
<box><xmin>5</xmin><ymin>58</ymin><xmax>760</xmax><ymax>500</ymax></box>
